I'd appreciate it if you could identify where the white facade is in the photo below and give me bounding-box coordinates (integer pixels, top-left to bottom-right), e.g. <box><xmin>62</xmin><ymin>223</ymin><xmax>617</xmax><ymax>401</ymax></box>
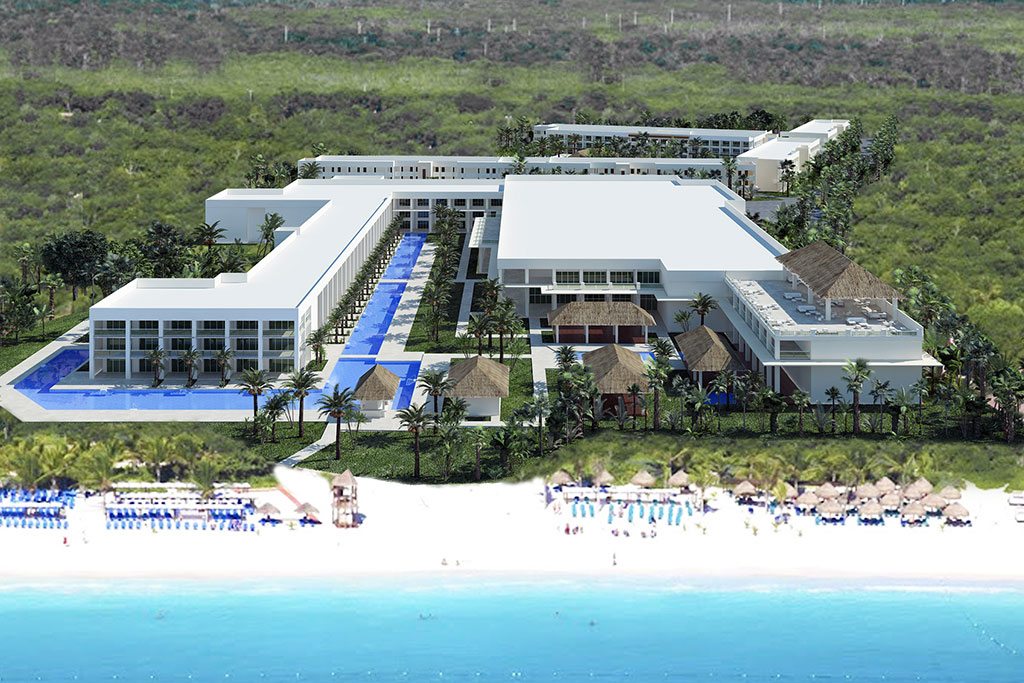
<box><xmin>737</xmin><ymin>119</ymin><xmax>849</xmax><ymax>192</ymax></box>
<box><xmin>532</xmin><ymin>123</ymin><xmax>773</xmax><ymax>157</ymax></box>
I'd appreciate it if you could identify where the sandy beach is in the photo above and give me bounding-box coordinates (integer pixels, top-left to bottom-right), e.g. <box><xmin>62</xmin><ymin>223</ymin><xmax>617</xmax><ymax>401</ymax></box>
<box><xmin>2</xmin><ymin>468</ymin><xmax>1023</xmax><ymax>587</ymax></box>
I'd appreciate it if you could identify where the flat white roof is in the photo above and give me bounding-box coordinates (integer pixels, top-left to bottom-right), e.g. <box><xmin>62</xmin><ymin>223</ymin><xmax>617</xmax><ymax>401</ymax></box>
<box><xmin>534</xmin><ymin>123</ymin><xmax>769</xmax><ymax>141</ymax></box>
<box><xmin>737</xmin><ymin>138</ymin><xmax>809</xmax><ymax>162</ymax></box>
<box><xmin>93</xmin><ymin>178</ymin><xmax>502</xmax><ymax>313</ymax></box>
<box><xmin>301</xmin><ymin>154</ymin><xmax>726</xmax><ymax>166</ymax></box>
<box><xmin>496</xmin><ymin>177</ymin><xmax>785</xmax><ymax>272</ymax></box>
<box><xmin>789</xmin><ymin>119</ymin><xmax>849</xmax><ymax>135</ymax></box>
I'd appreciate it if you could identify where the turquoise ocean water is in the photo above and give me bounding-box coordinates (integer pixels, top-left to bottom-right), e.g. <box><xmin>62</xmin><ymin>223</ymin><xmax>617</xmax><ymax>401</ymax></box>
<box><xmin>0</xmin><ymin>581</ymin><xmax>1021</xmax><ymax>682</ymax></box>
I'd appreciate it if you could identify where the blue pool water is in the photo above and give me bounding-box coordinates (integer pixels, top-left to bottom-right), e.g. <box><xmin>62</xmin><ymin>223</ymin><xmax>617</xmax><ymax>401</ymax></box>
<box><xmin>341</xmin><ymin>282</ymin><xmax>407</xmax><ymax>356</ymax></box>
<box><xmin>14</xmin><ymin>351</ymin><xmax>419</xmax><ymax>411</ymax></box>
<box><xmin>381</xmin><ymin>232</ymin><xmax>427</xmax><ymax>280</ymax></box>
<box><xmin>0</xmin><ymin>582</ymin><xmax>1022</xmax><ymax>682</ymax></box>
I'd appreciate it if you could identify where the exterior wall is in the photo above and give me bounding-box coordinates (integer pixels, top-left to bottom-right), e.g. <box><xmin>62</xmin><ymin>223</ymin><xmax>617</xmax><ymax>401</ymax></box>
<box><xmin>205</xmin><ymin>195</ymin><xmax>328</xmax><ymax>243</ymax></box>
<box><xmin>793</xmin><ymin>364</ymin><xmax>924</xmax><ymax>404</ymax></box>
<box><xmin>465</xmin><ymin>397</ymin><xmax>501</xmax><ymax>418</ymax></box>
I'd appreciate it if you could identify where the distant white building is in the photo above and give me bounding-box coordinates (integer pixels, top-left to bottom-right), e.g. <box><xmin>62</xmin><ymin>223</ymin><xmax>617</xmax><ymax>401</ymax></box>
<box><xmin>738</xmin><ymin>119</ymin><xmax>850</xmax><ymax>192</ymax></box>
<box><xmin>531</xmin><ymin>123</ymin><xmax>773</xmax><ymax>157</ymax></box>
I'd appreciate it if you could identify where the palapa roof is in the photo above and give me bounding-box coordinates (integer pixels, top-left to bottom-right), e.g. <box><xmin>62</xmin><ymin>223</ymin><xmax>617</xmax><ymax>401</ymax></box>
<box><xmin>630</xmin><ymin>470</ymin><xmax>657</xmax><ymax>488</ymax></box>
<box><xmin>331</xmin><ymin>470</ymin><xmax>357</xmax><ymax>489</ymax></box>
<box><xmin>783</xmin><ymin>482</ymin><xmax>798</xmax><ymax>499</ymax></box>
<box><xmin>668</xmin><ymin>469</ymin><xmax>690</xmax><ymax>488</ymax></box>
<box><xmin>920</xmin><ymin>493</ymin><xmax>947</xmax><ymax>509</ymax></box>
<box><xmin>776</xmin><ymin>241</ymin><xmax>899</xmax><ymax>300</ymax></box>
<box><xmin>939</xmin><ymin>485</ymin><xmax>961</xmax><ymax>500</ymax></box>
<box><xmin>734</xmin><ymin>480</ymin><xmax>757</xmax><ymax>497</ymax></box>
<box><xmin>582</xmin><ymin>344</ymin><xmax>647</xmax><ymax>395</ymax></box>
<box><xmin>295</xmin><ymin>502</ymin><xmax>319</xmax><ymax>516</ymax></box>
<box><xmin>796</xmin><ymin>491</ymin><xmax>820</xmax><ymax>506</ymax></box>
<box><xmin>855</xmin><ymin>483</ymin><xmax>880</xmax><ymax>500</ymax></box>
<box><xmin>901</xmin><ymin>501</ymin><xmax>926</xmax><ymax>518</ymax></box>
<box><xmin>858</xmin><ymin>501</ymin><xmax>883</xmax><ymax>517</ymax></box>
<box><xmin>902</xmin><ymin>484</ymin><xmax>925</xmax><ymax>500</ymax></box>
<box><xmin>942</xmin><ymin>502</ymin><xmax>970</xmax><ymax>519</ymax></box>
<box><xmin>817</xmin><ymin>500</ymin><xmax>845</xmax><ymax>516</ymax></box>
<box><xmin>256</xmin><ymin>502</ymin><xmax>280</xmax><ymax>516</ymax></box>
<box><xmin>447</xmin><ymin>356</ymin><xmax>510</xmax><ymax>398</ymax></box>
<box><xmin>548</xmin><ymin>300</ymin><xmax>656</xmax><ymax>328</ymax></box>
<box><xmin>815</xmin><ymin>482</ymin><xmax>840</xmax><ymax>499</ymax></box>
<box><xmin>593</xmin><ymin>469</ymin><xmax>615</xmax><ymax>486</ymax></box>
<box><xmin>549</xmin><ymin>469</ymin><xmax>575</xmax><ymax>486</ymax></box>
<box><xmin>353</xmin><ymin>364</ymin><xmax>400</xmax><ymax>402</ymax></box>
<box><xmin>913</xmin><ymin>477</ymin><xmax>934</xmax><ymax>494</ymax></box>
<box><xmin>673</xmin><ymin>326</ymin><xmax>745</xmax><ymax>374</ymax></box>
<box><xmin>875</xmin><ymin>476</ymin><xmax>897</xmax><ymax>494</ymax></box>
<box><xmin>880</xmin><ymin>492</ymin><xmax>902</xmax><ymax>509</ymax></box>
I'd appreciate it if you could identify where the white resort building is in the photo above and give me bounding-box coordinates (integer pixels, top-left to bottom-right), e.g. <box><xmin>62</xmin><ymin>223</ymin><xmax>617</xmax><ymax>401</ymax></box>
<box><xmin>531</xmin><ymin>123</ymin><xmax>774</xmax><ymax>156</ymax></box>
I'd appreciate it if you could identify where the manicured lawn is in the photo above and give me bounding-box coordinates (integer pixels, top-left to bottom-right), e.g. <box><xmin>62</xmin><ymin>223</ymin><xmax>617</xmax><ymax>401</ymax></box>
<box><xmin>0</xmin><ymin>311</ymin><xmax>88</xmax><ymax>376</ymax></box>
<box><xmin>404</xmin><ymin>281</ymin><xmax>465</xmax><ymax>353</ymax></box>
<box><xmin>299</xmin><ymin>429</ymin><xmax>507</xmax><ymax>483</ymax></box>
<box><xmin>450</xmin><ymin>355</ymin><xmax>535</xmax><ymax>420</ymax></box>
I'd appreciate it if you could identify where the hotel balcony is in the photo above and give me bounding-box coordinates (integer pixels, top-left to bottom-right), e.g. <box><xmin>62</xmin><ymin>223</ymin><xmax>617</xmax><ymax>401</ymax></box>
<box><xmin>540</xmin><ymin>281</ymin><xmax>639</xmax><ymax>294</ymax></box>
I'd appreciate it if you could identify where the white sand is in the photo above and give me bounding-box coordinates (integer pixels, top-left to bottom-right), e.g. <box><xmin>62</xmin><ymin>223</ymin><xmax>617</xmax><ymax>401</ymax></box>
<box><xmin>3</xmin><ymin>470</ymin><xmax>1023</xmax><ymax>587</ymax></box>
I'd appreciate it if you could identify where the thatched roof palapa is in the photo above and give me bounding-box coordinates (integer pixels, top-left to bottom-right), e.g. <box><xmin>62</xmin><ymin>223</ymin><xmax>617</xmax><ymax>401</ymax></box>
<box><xmin>901</xmin><ymin>502</ymin><xmax>926</xmax><ymax>519</ymax></box>
<box><xmin>593</xmin><ymin>469</ymin><xmax>615</xmax><ymax>486</ymax></box>
<box><xmin>295</xmin><ymin>502</ymin><xmax>319</xmax><ymax>516</ymax></box>
<box><xmin>902</xmin><ymin>485</ymin><xmax>925</xmax><ymax>501</ymax></box>
<box><xmin>776</xmin><ymin>241</ymin><xmax>900</xmax><ymax>300</ymax></box>
<box><xmin>630</xmin><ymin>470</ymin><xmax>657</xmax><ymax>488</ymax></box>
<box><xmin>783</xmin><ymin>482</ymin><xmax>798</xmax><ymax>500</ymax></box>
<box><xmin>875</xmin><ymin>477</ymin><xmax>897</xmax><ymax>494</ymax></box>
<box><xmin>858</xmin><ymin>501</ymin><xmax>883</xmax><ymax>517</ymax></box>
<box><xmin>668</xmin><ymin>469</ymin><xmax>690</xmax><ymax>488</ymax></box>
<box><xmin>353</xmin><ymin>365</ymin><xmax>400</xmax><ymax>402</ymax></box>
<box><xmin>939</xmin><ymin>485</ymin><xmax>961</xmax><ymax>500</ymax></box>
<box><xmin>817</xmin><ymin>500</ymin><xmax>845</xmax><ymax>516</ymax></box>
<box><xmin>548</xmin><ymin>301</ymin><xmax>656</xmax><ymax>328</ymax></box>
<box><xmin>447</xmin><ymin>356</ymin><xmax>510</xmax><ymax>398</ymax></box>
<box><xmin>815</xmin><ymin>482</ymin><xmax>840</xmax><ymax>499</ymax></box>
<box><xmin>331</xmin><ymin>470</ymin><xmax>357</xmax><ymax>490</ymax></box>
<box><xmin>942</xmin><ymin>502</ymin><xmax>970</xmax><ymax>519</ymax></box>
<box><xmin>795</xmin><ymin>491</ymin><xmax>820</xmax><ymax>507</ymax></box>
<box><xmin>582</xmin><ymin>345</ymin><xmax>647</xmax><ymax>395</ymax></box>
<box><xmin>673</xmin><ymin>326</ymin><xmax>744</xmax><ymax>374</ymax></box>
<box><xmin>880</xmin><ymin>492</ymin><xmax>901</xmax><ymax>509</ymax></box>
<box><xmin>913</xmin><ymin>477</ymin><xmax>934</xmax><ymax>494</ymax></box>
<box><xmin>920</xmin><ymin>493</ymin><xmax>947</xmax><ymax>510</ymax></box>
<box><xmin>855</xmin><ymin>483</ymin><xmax>880</xmax><ymax>500</ymax></box>
<box><xmin>256</xmin><ymin>502</ymin><xmax>280</xmax><ymax>516</ymax></box>
<box><xmin>549</xmin><ymin>469</ymin><xmax>575</xmax><ymax>486</ymax></box>
<box><xmin>734</xmin><ymin>480</ymin><xmax>757</xmax><ymax>497</ymax></box>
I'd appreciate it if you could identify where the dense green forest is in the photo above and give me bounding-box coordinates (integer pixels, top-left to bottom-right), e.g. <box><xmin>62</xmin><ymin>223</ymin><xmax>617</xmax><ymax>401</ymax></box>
<box><xmin>1</xmin><ymin>0</ymin><xmax>1023</xmax><ymax>356</ymax></box>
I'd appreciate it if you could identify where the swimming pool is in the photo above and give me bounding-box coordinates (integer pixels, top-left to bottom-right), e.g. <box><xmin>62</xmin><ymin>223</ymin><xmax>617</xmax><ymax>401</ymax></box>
<box><xmin>1</xmin><ymin>582</ymin><xmax>1021</xmax><ymax>682</ymax></box>
<box><xmin>13</xmin><ymin>350</ymin><xmax>419</xmax><ymax>411</ymax></box>
<box><xmin>381</xmin><ymin>232</ymin><xmax>427</xmax><ymax>280</ymax></box>
<box><xmin>341</xmin><ymin>282</ymin><xmax>407</xmax><ymax>356</ymax></box>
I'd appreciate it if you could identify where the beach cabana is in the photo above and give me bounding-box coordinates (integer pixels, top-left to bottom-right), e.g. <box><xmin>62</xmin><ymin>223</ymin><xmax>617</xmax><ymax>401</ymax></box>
<box><xmin>331</xmin><ymin>470</ymin><xmax>359</xmax><ymax>528</ymax></box>
<box><xmin>815</xmin><ymin>482</ymin><xmax>840</xmax><ymax>500</ymax></box>
<box><xmin>630</xmin><ymin>470</ymin><xmax>656</xmax><ymax>488</ymax></box>
<box><xmin>352</xmin><ymin>364</ymin><xmax>400</xmax><ymax>415</ymax></box>
<box><xmin>795</xmin><ymin>491</ymin><xmax>820</xmax><ymax>511</ymax></box>
<box><xmin>549</xmin><ymin>469</ymin><xmax>575</xmax><ymax>487</ymax></box>
<box><xmin>549</xmin><ymin>301</ymin><xmax>655</xmax><ymax>344</ymax></box>
<box><xmin>733</xmin><ymin>480</ymin><xmax>757</xmax><ymax>498</ymax></box>
<box><xmin>672</xmin><ymin>325</ymin><xmax>745</xmax><ymax>389</ymax></box>
<box><xmin>858</xmin><ymin>500</ymin><xmax>883</xmax><ymax>519</ymax></box>
<box><xmin>817</xmin><ymin>499</ymin><xmax>845</xmax><ymax>519</ymax></box>
<box><xmin>880</xmin><ymin>492</ymin><xmax>901</xmax><ymax>511</ymax></box>
<box><xmin>902</xmin><ymin>484</ymin><xmax>925</xmax><ymax>501</ymax></box>
<box><xmin>593</xmin><ymin>469</ymin><xmax>615</xmax><ymax>486</ymax></box>
<box><xmin>942</xmin><ymin>502</ymin><xmax>970</xmax><ymax>525</ymax></box>
<box><xmin>668</xmin><ymin>469</ymin><xmax>690</xmax><ymax>489</ymax></box>
<box><xmin>256</xmin><ymin>502</ymin><xmax>280</xmax><ymax>518</ymax></box>
<box><xmin>582</xmin><ymin>344</ymin><xmax>648</xmax><ymax>417</ymax></box>
<box><xmin>855</xmin><ymin>483</ymin><xmax>880</xmax><ymax>501</ymax></box>
<box><xmin>295</xmin><ymin>502</ymin><xmax>319</xmax><ymax>522</ymax></box>
<box><xmin>447</xmin><ymin>356</ymin><xmax>510</xmax><ymax>418</ymax></box>
<box><xmin>920</xmin><ymin>493</ymin><xmax>947</xmax><ymax>512</ymax></box>
<box><xmin>776</xmin><ymin>241</ymin><xmax>900</xmax><ymax>321</ymax></box>
<box><xmin>939</xmin><ymin>485</ymin><xmax>961</xmax><ymax>500</ymax></box>
<box><xmin>901</xmin><ymin>501</ymin><xmax>926</xmax><ymax>520</ymax></box>
<box><xmin>875</xmin><ymin>477</ymin><xmax>897</xmax><ymax>495</ymax></box>
<box><xmin>912</xmin><ymin>477</ymin><xmax>934</xmax><ymax>495</ymax></box>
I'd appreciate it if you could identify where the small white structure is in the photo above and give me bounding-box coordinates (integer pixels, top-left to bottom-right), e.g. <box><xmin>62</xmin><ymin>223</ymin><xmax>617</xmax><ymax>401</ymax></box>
<box><xmin>352</xmin><ymin>364</ymin><xmax>400</xmax><ymax>415</ymax></box>
<box><xmin>446</xmin><ymin>356</ymin><xmax>510</xmax><ymax>418</ymax></box>
<box><xmin>738</xmin><ymin>119</ymin><xmax>849</xmax><ymax>192</ymax></box>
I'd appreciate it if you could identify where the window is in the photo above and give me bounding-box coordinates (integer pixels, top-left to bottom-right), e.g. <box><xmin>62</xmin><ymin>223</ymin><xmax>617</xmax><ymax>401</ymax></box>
<box><xmin>416</xmin><ymin>198</ymin><xmax>430</xmax><ymax>207</ymax></box>
<box><xmin>435</xmin><ymin>198</ymin><xmax>447</xmax><ymax>207</ymax></box>
<box><xmin>235</xmin><ymin>320</ymin><xmax>257</xmax><ymax>331</ymax></box>
<box><xmin>555</xmin><ymin>271</ymin><xmax>580</xmax><ymax>285</ymax></box>
<box><xmin>106</xmin><ymin>338</ymin><xmax>125</xmax><ymax>351</ymax></box>
<box><xmin>582</xmin><ymin>271</ymin><xmax>607</xmax><ymax>285</ymax></box>
<box><xmin>235</xmin><ymin>338</ymin><xmax>257</xmax><ymax>352</ymax></box>
<box><xmin>269</xmin><ymin>359</ymin><xmax>294</xmax><ymax>373</ymax></box>
<box><xmin>169</xmin><ymin>320</ymin><xmax>191</xmax><ymax>330</ymax></box>
<box><xmin>636</xmin><ymin>271</ymin><xmax>661</xmax><ymax>285</ymax></box>
<box><xmin>170</xmin><ymin>359</ymin><xmax>186</xmax><ymax>373</ymax></box>
<box><xmin>139</xmin><ymin>359</ymin><xmax>153</xmax><ymax>373</ymax></box>
<box><xmin>105</xmin><ymin>359</ymin><xmax>125</xmax><ymax>374</ymax></box>
<box><xmin>528</xmin><ymin>287</ymin><xmax>552</xmax><ymax>305</ymax></box>
<box><xmin>202</xmin><ymin>321</ymin><xmax>224</xmax><ymax>331</ymax></box>
<box><xmin>398</xmin><ymin>198</ymin><xmax>411</xmax><ymax>207</ymax></box>
<box><xmin>417</xmin><ymin>221</ymin><xmax>429</xmax><ymax>230</ymax></box>
<box><xmin>490</xmin><ymin>198</ymin><xmax>503</xmax><ymax>207</ymax></box>
<box><xmin>556</xmin><ymin>294</ymin><xmax>576</xmax><ymax>305</ymax></box>
<box><xmin>584</xmin><ymin>294</ymin><xmax>606</xmax><ymax>302</ymax></box>
<box><xmin>138</xmin><ymin>337</ymin><xmax>158</xmax><ymax>351</ymax></box>
<box><xmin>471</xmin><ymin>198</ymin><xmax>485</xmax><ymax>207</ymax></box>
<box><xmin>202</xmin><ymin>338</ymin><xmax>223</xmax><ymax>351</ymax></box>
<box><xmin>136</xmin><ymin>320</ymin><xmax>157</xmax><ymax>330</ymax></box>
<box><xmin>104</xmin><ymin>320</ymin><xmax>126</xmax><ymax>330</ymax></box>
<box><xmin>454</xmin><ymin>198</ymin><xmax>466</xmax><ymax>207</ymax></box>
<box><xmin>203</xmin><ymin>359</ymin><xmax>219</xmax><ymax>373</ymax></box>
<box><xmin>639</xmin><ymin>294</ymin><xmax>658</xmax><ymax>311</ymax></box>
<box><xmin>610</xmin><ymin>271</ymin><xmax>634</xmax><ymax>284</ymax></box>
<box><xmin>170</xmin><ymin>338</ymin><xmax>191</xmax><ymax>351</ymax></box>
<box><xmin>267</xmin><ymin>320</ymin><xmax>294</xmax><ymax>331</ymax></box>
<box><xmin>236</xmin><ymin>359</ymin><xmax>258</xmax><ymax>372</ymax></box>
<box><xmin>268</xmin><ymin>338</ymin><xmax>294</xmax><ymax>352</ymax></box>
<box><xmin>612</xmin><ymin>294</ymin><xmax>633</xmax><ymax>302</ymax></box>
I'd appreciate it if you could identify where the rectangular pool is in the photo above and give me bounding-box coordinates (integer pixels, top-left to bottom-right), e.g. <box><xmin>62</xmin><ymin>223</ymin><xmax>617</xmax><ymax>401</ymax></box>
<box><xmin>381</xmin><ymin>233</ymin><xmax>427</xmax><ymax>281</ymax></box>
<box><xmin>341</xmin><ymin>282</ymin><xmax>406</xmax><ymax>356</ymax></box>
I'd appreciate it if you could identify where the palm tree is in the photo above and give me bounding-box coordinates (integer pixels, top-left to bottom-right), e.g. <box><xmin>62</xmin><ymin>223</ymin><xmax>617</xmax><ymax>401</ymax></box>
<box><xmin>554</xmin><ymin>345</ymin><xmax>579</xmax><ymax>372</ymax></box>
<box><xmin>191</xmin><ymin>457</ymin><xmax>219</xmax><ymax>499</ymax></box>
<box><xmin>262</xmin><ymin>392</ymin><xmax>290</xmax><ymax>442</ymax></box>
<box><xmin>214</xmin><ymin>347</ymin><xmax>234</xmax><ymax>386</ymax></box>
<box><xmin>305</xmin><ymin>327</ymin><xmax>328</xmax><ymax>366</ymax></box>
<box><xmin>469</xmin><ymin>428</ymin><xmax>488</xmax><ymax>481</ymax></box>
<box><xmin>283</xmin><ymin>368</ymin><xmax>320</xmax><ymax>438</ymax></box>
<box><xmin>397</xmin><ymin>403</ymin><xmax>429</xmax><ymax>479</ymax></box>
<box><xmin>645</xmin><ymin>362</ymin><xmax>667</xmax><ymax>430</ymax></box>
<box><xmin>825</xmin><ymin>385</ymin><xmax>842</xmax><ymax>434</ymax></box>
<box><xmin>761</xmin><ymin>389</ymin><xmax>786</xmax><ymax>434</ymax></box>
<box><xmin>689</xmin><ymin>293</ymin><xmax>718</xmax><ymax>326</ymax></box>
<box><xmin>530</xmin><ymin>396</ymin><xmax>550</xmax><ymax>457</ymax></box>
<box><xmin>911</xmin><ymin>377</ymin><xmax>929</xmax><ymax>435</ymax></box>
<box><xmin>721</xmin><ymin>156</ymin><xmax>737</xmax><ymax>190</ymax></box>
<box><xmin>790</xmin><ymin>389</ymin><xmax>811</xmax><ymax>436</ymax></box>
<box><xmin>708</xmin><ymin>374</ymin><xmax>729</xmax><ymax>431</ymax></box>
<box><xmin>39</xmin><ymin>274</ymin><xmax>63</xmax><ymax>318</ymax></box>
<box><xmin>145</xmin><ymin>347</ymin><xmax>167</xmax><ymax>387</ymax></box>
<box><xmin>779</xmin><ymin>159</ymin><xmax>796</xmax><ymax>196</ymax></box>
<box><xmin>491</xmin><ymin>300</ymin><xmax>519</xmax><ymax>363</ymax></box>
<box><xmin>649</xmin><ymin>337</ymin><xmax>676</xmax><ymax>368</ymax></box>
<box><xmin>237</xmin><ymin>368</ymin><xmax>272</xmax><ymax>433</ymax></box>
<box><xmin>178</xmin><ymin>347</ymin><xmax>200</xmax><ymax>387</ymax></box>
<box><xmin>627</xmin><ymin>383</ymin><xmax>642</xmax><ymax>430</ymax></box>
<box><xmin>318</xmin><ymin>387</ymin><xmax>356</xmax><ymax>461</ymax></box>
<box><xmin>79</xmin><ymin>440</ymin><xmax>121</xmax><ymax>493</ymax></box>
<box><xmin>417</xmin><ymin>368</ymin><xmax>451</xmax><ymax>431</ymax></box>
<box><xmin>673</xmin><ymin>309</ymin><xmax>693</xmax><ymax>332</ymax></box>
<box><xmin>258</xmin><ymin>212</ymin><xmax>285</xmax><ymax>256</ymax></box>
<box><xmin>467</xmin><ymin>313</ymin><xmax>490</xmax><ymax>356</ymax></box>
<box><xmin>191</xmin><ymin>221</ymin><xmax>224</xmax><ymax>252</ymax></box>
<box><xmin>842</xmin><ymin>358</ymin><xmax>872</xmax><ymax>435</ymax></box>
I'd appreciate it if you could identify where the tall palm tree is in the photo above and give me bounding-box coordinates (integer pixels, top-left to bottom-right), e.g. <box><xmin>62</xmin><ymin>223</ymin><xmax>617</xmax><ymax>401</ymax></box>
<box><xmin>708</xmin><ymin>373</ymin><xmax>729</xmax><ymax>431</ymax></box>
<box><xmin>627</xmin><ymin>383</ymin><xmax>642</xmax><ymax>430</ymax></box>
<box><xmin>305</xmin><ymin>327</ymin><xmax>328</xmax><ymax>366</ymax></box>
<box><xmin>258</xmin><ymin>212</ymin><xmax>285</xmax><ymax>256</ymax></box>
<box><xmin>790</xmin><ymin>389</ymin><xmax>811</xmax><ymax>436</ymax></box>
<box><xmin>842</xmin><ymin>358</ymin><xmax>872</xmax><ymax>435</ymax></box>
<box><xmin>469</xmin><ymin>428</ymin><xmax>488</xmax><ymax>481</ymax></box>
<box><xmin>214</xmin><ymin>346</ymin><xmax>234</xmax><ymax>386</ymax></box>
<box><xmin>178</xmin><ymin>347</ymin><xmax>200</xmax><ymax>387</ymax></box>
<box><xmin>491</xmin><ymin>300</ymin><xmax>519</xmax><ymax>363</ymax></box>
<box><xmin>689</xmin><ymin>293</ymin><xmax>718</xmax><ymax>326</ymax></box>
<box><xmin>262</xmin><ymin>392</ymin><xmax>290</xmax><ymax>442</ymax></box>
<box><xmin>397</xmin><ymin>403</ymin><xmax>429</xmax><ymax>479</ymax></box>
<box><xmin>673</xmin><ymin>309</ymin><xmax>693</xmax><ymax>333</ymax></box>
<box><xmin>530</xmin><ymin>396</ymin><xmax>550</xmax><ymax>457</ymax></box>
<box><xmin>825</xmin><ymin>385</ymin><xmax>842</xmax><ymax>434</ymax></box>
<box><xmin>237</xmin><ymin>368</ymin><xmax>272</xmax><ymax>433</ymax></box>
<box><xmin>318</xmin><ymin>387</ymin><xmax>356</xmax><ymax>461</ymax></box>
<box><xmin>145</xmin><ymin>347</ymin><xmax>167</xmax><ymax>387</ymax></box>
<box><xmin>645</xmin><ymin>362</ymin><xmax>667</xmax><ymax>430</ymax></box>
<box><xmin>721</xmin><ymin>156</ymin><xmax>737</xmax><ymax>190</ymax></box>
<box><xmin>283</xmin><ymin>368</ymin><xmax>320</xmax><ymax>437</ymax></box>
<box><xmin>649</xmin><ymin>337</ymin><xmax>676</xmax><ymax>367</ymax></box>
<box><xmin>467</xmin><ymin>313</ymin><xmax>490</xmax><ymax>356</ymax></box>
<box><xmin>39</xmin><ymin>274</ymin><xmax>63</xmax><ymax>318</ymax></box>
<box><xmin>191</xmin><ymin>457</ymin><xmax>220</xmax><ymax>499</ymax></box>
<box><xmin>191</xmin><ymin>221</ymin><xmax>224</xmax><ymax>252</ymax></box>
<box><xmin>554</xmin><ymin>345</ymin><xmax>579</xmax><ymax>372</ymax></box>
<box><xmin>417</xmin><ymin>368</ymin><xmax>451</xmax><ymax>431</ymax></box>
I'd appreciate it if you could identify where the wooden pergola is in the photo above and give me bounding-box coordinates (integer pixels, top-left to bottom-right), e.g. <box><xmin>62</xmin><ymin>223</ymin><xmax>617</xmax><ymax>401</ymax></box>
<box><xmin>548</xmin><ymin>301</ymin><xmax>656</xmax><ymax>344</ymax></box>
